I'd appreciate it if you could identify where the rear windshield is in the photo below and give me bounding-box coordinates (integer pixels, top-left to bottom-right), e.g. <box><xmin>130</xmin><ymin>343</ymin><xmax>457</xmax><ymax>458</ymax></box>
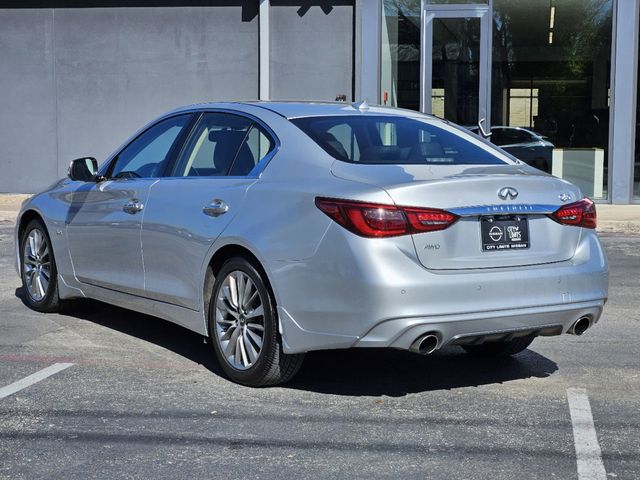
<box><xmin>291</xmin><ymin>115</ymin><xmax>507</xmax><ymax>165</ymax></box>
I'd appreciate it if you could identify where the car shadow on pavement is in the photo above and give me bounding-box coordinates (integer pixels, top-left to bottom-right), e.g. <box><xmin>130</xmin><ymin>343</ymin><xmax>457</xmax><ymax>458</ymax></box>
<box><xmin>14</xmin><ymin>289</ymin><xmax>225</xmax><ymax>377</ymax></box>
<box><xmin>15</xmin><ymin>289</ymin><xmax>558</xmax><ymax>396</ymax></box>
<box><xmin>287</xmin><ymin>347</ymin><xmax>558</xmax><ymax>397</ymax></box>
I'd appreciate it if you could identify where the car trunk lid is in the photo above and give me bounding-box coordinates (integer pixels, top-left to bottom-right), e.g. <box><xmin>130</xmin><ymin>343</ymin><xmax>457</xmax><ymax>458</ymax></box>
<box><xmin>331</xmin><ymin>162</ymin><xmax>583</xmax><ymax>270</ymax></box>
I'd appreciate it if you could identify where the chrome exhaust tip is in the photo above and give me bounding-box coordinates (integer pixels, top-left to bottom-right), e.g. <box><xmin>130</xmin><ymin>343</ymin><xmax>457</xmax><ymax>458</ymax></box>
<box><xmin>410</xmin><ymin>333</ymin><xmax>439</xmax><ymax>355</ymax></box>
<box><xmin>568</xmin><ymin>316</ymin><xmax>591</xmax><ymax>336</ymax></box>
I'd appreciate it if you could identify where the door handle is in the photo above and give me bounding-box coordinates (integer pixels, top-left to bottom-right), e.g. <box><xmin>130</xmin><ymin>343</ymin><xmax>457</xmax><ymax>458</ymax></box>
<box><xmin>123</xmin><ymin>199</ymin><xmax>144</xmax><ymax>215</ymax></box>
<box><xmin>203</xmin><ymin>199</ymin><xmax>229</xmax><ymax>217</ymax></box>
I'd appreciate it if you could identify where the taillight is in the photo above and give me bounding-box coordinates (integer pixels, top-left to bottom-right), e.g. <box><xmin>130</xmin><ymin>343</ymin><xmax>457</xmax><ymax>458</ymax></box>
<box><xmin>315</xmin><ymin>197</ymin><xmax>459</xmax><ymax>238</ymax></box>
<box><xmin>550</xmin><ymin>198</ymin><xmax>597</xmax><ymax>229</ymax></box>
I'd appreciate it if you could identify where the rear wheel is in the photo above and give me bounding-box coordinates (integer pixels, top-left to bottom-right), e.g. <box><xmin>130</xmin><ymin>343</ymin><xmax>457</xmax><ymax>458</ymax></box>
<box><xmin>462</xmin><ymin>336</ymin><xmax>534</xmax><ymax>357</ymax></box>
<box><xmin>20</xmin><ymin>219</ymin><xmax>61</xmax><ymax>313</ymax></box>
<box><xmin>208</xmin><ymin>257</ymin><xmax>304</xmax><ymax>386</ymax></box>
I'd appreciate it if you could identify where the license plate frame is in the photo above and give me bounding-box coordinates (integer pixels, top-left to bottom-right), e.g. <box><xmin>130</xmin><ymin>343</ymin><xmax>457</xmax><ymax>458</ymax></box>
<box><xmin>480</xmin><ymin>216</ymin><xmax>530</xmax><ymax>252</ymax></box>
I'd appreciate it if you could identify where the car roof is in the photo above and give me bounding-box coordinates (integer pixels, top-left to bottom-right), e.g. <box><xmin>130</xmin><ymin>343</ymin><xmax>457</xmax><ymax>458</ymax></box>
<box><xmin>169</xmin><ymin>101</ymin><xmax>432</xmax><ymax>120</ymax></box>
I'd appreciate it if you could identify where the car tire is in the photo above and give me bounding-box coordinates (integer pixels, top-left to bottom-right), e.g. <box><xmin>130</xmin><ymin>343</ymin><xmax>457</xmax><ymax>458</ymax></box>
<box><xmin>461</xmin><ymin>336</ymin><xmax>534</xmax><ymax>357</ymax></box>
<box><xmin>208</xmin><ymin>257</ymin><xmax>304</xmax><ymax>387</ymax></box>
<box><xmin>20</xmin><ymin>218</ymin><xmax>62</xmax><ymax>313</ymax></box>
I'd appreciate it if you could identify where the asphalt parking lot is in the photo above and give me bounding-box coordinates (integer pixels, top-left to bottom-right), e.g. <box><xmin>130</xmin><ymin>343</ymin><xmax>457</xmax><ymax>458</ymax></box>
<box><xmin>0</xmin><ymin>221</ymin><xmax>638</xmax><ymax>480</ymax></box>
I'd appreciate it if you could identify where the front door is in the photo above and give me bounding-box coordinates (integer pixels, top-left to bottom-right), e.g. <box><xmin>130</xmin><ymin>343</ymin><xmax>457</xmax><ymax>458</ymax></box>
<box><xmin>421</xmin><ymin>4</ymin><xmax>492</xmax><ymax>129</ymax></box>
<box><xmin>66</xmin><ymin>114</ymin><xmax>192</xmax><ymax>296</ymax></box>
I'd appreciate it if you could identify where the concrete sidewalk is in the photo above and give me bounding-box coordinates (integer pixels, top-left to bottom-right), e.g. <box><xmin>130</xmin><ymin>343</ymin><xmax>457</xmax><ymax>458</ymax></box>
<box><xmin>1</xmin><ymin>193</ymin><xmax>638</xmax><ymax>233</ymax></box>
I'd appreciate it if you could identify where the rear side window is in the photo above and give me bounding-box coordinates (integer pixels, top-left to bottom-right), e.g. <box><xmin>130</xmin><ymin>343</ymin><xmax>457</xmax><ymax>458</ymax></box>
<box><xmin>291</xmin><ymin>115</ymin><xmax>507</xmax><ymax>165</ymax></box>
<box><xmin>228</xmin><ymin>124</ymin><xmax>275</xmax><ymax>176</ymax></box>
<box><xmin>173</xmin><ymin>113</ymin><xmax>253</xmax><ymax>177</ymax></box>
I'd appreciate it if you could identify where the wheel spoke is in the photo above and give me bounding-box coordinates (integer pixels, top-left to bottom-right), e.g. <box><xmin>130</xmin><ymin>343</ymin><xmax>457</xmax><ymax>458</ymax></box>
<box><xmin>245</xmin><ymin>328</ymin><xmax>263</xmax><ymax>350</ymax></box>
<box><xmin>226</xmin><ymin>276</ymin><xmax>239</xmax><ymax>309</ymax></box>
<box><xmin>236</xmin><ymin>273</ymin><xmax>246</xmax><ymax>309</ymax></box>
<box><xmin>35</xmin><ymin>275</ymin><xmax>45</xmax><ymax>298</ymax></box>
<box><xmin>245</xmin><ymin>305</ymin><xmax>263</xmax><ymax>320</ymax></box>
<box><xmin>243</xmin><ymin>332</ymin><xmax>258</xmax><ymax>363</ymax></box>
<box><xmin>37</xmin><ymin>232</ymin><xmax>47</xmax><ymax>256</ymax></box>
<box><xmin>246</xmin><ymin>323</ymin><xmax>264</xmax><ymax>332</ymax></box>
<box><xmin>244</xmin><ymin>290</ymin><xmax>259</xmax><ymax>309</ymax></box>
<box><xmin>38</xmin><ymin>273</ymin><xmax>49</xmax><ymax>296</ymax></box>
<box><xmin>40</xmin><ymin>268</ymin><xmax>50</xmax><ymax>282</ymax></box>
<box><xmin>219</xmin><ymin>324</ymin><xmax>238</xmax><ymax>342</ymax></box>
<box><xmin>224</xmin><ymin>326</ymin><xmax>242</xmax><ymax>357</ymax></box>
<box><xmin>217</xmin><ymin>297</ymin><xmax>239</xmax><ymax>319</ymax></box>
<box><xmin>241</xmin><ymin>278</ymin><xmax>254</xmax><ymax>309</ymax></box>
<box><xmin>27</xmin><ymin>270</ymin><xmax>37</xmax><ymax>293</ymax></box>
<box><xmin>28</xmin><ymin>234</ymin><xmax>36</xmax><ymax>259</ymax></box>
<box><xmin>24</xmin><ymin>256</ymin><xmax>37</xmax><ymax>266</ymax></box>
<box><xmin>237</xmin><ymin>333</ymin><xmax>249</xmax><ymax>367</ymax></box>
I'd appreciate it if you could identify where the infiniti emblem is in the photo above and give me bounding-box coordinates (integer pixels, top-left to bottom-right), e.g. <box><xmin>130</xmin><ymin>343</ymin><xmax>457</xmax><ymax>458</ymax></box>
<box><xmin>497</xmin><ymin>186</ymin><xmax>518</xmax><ymax>200</ymax></box>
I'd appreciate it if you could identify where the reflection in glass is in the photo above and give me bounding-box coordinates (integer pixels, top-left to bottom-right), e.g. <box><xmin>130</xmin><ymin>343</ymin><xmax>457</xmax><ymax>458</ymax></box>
<box><xmin>492</xmin><ymin>0</ymin><xmax>613</xmax><ymax>199</ymax></box>
<box><xmin>381</xmin><ymin>0</ymin><xmax>420</xmax><ymax>110</ymax></box>
<box><xmin>432</xmin><ymin>17</ymin><xmax>480</xmax><ymax>125</ymax></box>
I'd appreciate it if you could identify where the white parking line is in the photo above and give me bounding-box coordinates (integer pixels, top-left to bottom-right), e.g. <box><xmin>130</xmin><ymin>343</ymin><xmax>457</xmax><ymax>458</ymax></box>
<box><xmin>0</xmin><ymin>363</ymin><xmax>74</xmax><ymax>400</ymax></box>
<box><xmin>567</xmin><ymin>388</ymin><xmax>607</xmax><ymax>480</ymax></box>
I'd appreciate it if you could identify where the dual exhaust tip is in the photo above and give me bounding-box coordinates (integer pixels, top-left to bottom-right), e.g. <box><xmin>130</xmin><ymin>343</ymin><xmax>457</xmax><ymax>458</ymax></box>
<box><xmin>410</xmin><ymin>316</ymin><xmax>592</xmax><ymax>354</ymax></box>
<box><xmin>568</xmin><ymin>316</ymin><xmax>592</xmax><ymax>336</ymax></box>
<box><xmin>410</xmin><ymin>333</ymin><xmax>439</xmax><ymax>355</ymax></box>
<box><xmin>410</xmin><ymin>316</ymin><xmax>591</xmax><ymax>354</ymax></box>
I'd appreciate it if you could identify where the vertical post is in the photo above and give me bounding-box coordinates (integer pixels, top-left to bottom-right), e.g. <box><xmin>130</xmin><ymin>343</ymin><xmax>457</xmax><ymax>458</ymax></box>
<box><xmin>360</xmin><ymin>0</ymin><xmax>381</xmax><ymax>103</ymax></box>
<box><xmin>610</xmin><ymin>0</ymin><xmax>639</xmax><ymax>203</ymax></box>
<box><xmin>259</xmin><ymin>0</ymin><xmax>270</xmax><ymax>101</ymax></box>
<box><xmin>479</xmin><ymin>7</ymin><xmax>492</xmax><ymax>128</ymax></box>
<box><xmin>420</xmin><ymin>2</ymin><xmax>432</xmax><ymax>114</ymax></box>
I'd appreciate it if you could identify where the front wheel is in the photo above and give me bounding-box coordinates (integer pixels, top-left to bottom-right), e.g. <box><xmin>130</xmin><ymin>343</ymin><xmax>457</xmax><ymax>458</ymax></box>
<box><xmin>208</xmin><ymin>257</ymin><xmax>304</xmax><ymax>387</ymax></box>
<box><xmin>462</xmin><ymin>336</ymin><xmax>534</xmax><ymax>357</ymax></box>
<box><xmin>20</xmin><ymin>219</ymin><xmax>62</xmax><ymax>313</ymax></box>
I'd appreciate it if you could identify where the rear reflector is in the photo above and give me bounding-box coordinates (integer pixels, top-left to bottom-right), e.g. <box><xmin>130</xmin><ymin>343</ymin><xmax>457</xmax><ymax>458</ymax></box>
<box><xmin>549</xmin><ymin>198</ymin><xmax>597</xmax><ymax>229</ymax></box>
<box><xmin>315</xmin><ymin>197</ymin><xmax>459</xmax><ymax>238</ymax></box>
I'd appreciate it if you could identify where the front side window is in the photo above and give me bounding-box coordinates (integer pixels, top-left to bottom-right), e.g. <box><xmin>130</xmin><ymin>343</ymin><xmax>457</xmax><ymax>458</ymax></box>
<box><xmin>109</xmin><ymin>115</ymin><xmax>191</xmax><ymax>179</ymax></box>
<box><xmin>173</xmin><ymin>113</ymin><xmax>253</xmax><ymax>177</ymax></box>
<box><xmin>292</xmin><ymin>115</ymin><xmax>508</xmax><ymax>165</ymax></box>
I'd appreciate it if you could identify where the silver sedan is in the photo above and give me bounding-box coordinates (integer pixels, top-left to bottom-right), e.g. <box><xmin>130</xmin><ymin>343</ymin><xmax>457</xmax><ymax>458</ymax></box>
<box><xmin>15</xmin><ymin>102</ymin><xmax>609</xmax><ymax>386</ymax></box>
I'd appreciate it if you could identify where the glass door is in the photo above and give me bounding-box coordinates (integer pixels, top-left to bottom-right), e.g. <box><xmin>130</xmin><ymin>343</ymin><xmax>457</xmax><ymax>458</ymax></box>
<box><xmin>421</xmin><ymin>5</ymin><xmax>492</xmax><ymax>129</ymax></box>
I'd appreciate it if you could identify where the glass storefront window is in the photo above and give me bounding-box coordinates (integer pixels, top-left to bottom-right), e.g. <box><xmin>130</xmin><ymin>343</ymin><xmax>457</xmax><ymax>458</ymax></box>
<box><xmin>492</xmin><ymin>0</ymin><xmax>613</xmax><ymax>199</ymax></box>
<box><xmin>431</xmin><ymin>17</ymin><xmax>481</xmax><ymax>126</ymax></box>
<box><xmin>382</xmin><ymin>0</ymin><xmax>613</xmax><ymax>200</ymax></box>
<box><xmin>381</xmin><ymin>0</ymin><xmax>420</xmax><ymax>111</ymax></box>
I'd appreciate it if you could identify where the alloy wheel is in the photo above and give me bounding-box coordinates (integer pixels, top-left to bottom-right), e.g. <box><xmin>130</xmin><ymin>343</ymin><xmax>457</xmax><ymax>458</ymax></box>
<box><xmin>23</xmin><ymin>228</ymin><xmax>51</xmax><ymax>302</ymax></box>
<box><xmin>214</xmin><ymin>270</ymin><xmax>266</xmax><ymax>370</ymax></box>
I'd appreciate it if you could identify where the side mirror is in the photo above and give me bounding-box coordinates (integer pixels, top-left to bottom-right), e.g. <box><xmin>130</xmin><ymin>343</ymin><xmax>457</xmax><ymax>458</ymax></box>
<box><xmin>68</xmin><ymin>157</ymin><xmax>99</xmax><ymax>182</ymax></box>
<box><xmin>477</xmin><ymin>118</ymin><xmax>492</xmax><ymax>139</ymax></box>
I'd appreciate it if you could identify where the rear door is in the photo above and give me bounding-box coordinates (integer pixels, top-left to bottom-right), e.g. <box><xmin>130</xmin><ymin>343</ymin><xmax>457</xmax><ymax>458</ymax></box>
<box><xmin>141</xmin><ymin>112</ymin><xmax>277</xmax><ymax>311</ymax></box>
<box><xmin>66</xmin><ymin>114</ymin><xmax>192</xmax><ymax>295</ymax></box>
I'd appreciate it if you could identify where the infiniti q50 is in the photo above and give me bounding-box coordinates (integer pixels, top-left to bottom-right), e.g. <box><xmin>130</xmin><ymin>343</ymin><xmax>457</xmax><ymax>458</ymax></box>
<box><xmin>15</xmin><ymin>102</ymin><xmax>609</xmax><ymax>386</ymax></box>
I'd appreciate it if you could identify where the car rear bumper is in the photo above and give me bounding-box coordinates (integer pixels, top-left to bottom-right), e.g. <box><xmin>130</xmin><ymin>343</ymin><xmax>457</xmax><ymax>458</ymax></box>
<box><xmin>354</xmin><ymin>299</ymin><xmax>604</xmax><ymax>351</ymax></box>
<box><xmin>272</xmin><ymin>225</ymin><xmax>609</xmax><ymax>354</ymax></box>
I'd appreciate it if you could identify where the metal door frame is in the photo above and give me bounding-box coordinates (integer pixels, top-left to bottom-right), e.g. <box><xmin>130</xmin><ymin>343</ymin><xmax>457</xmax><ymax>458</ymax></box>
<box><xmin>420</xmin><ymin>1</ymin><xmax>493</xmax><ymax>128</ymax></box>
